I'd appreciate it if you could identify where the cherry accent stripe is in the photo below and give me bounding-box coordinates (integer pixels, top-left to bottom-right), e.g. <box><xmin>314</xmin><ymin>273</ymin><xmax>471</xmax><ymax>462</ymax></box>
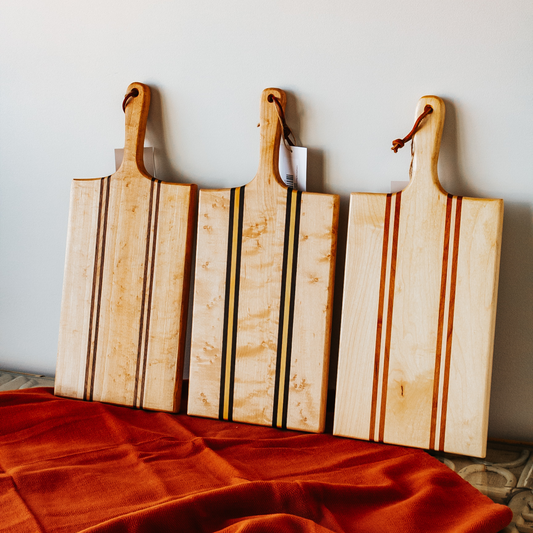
<box><xmin>84</xmin><ymin>176</ymin><xmax>111</xmax><ymax>401</ymax></box>
<box><xmin>219</xmin><ymin>187</ymin><xmax>245</xmax><ymax>421</ymax></box>
<box><xmin>369</xmin><ymin>192</ymin><xmax>462</xmax><ymax>448</ymax></box>
<box><xmin>369</xmin><ymin>194</ymin><xmax>392</xmax><ymax>440</ymax></box>
<box><xmin>439</xmin><ymin>196</ymin><xmax>463</xmax><ymax>451</ymax></box>
<box><xmin>378</xmin><ymin>191</ymin><xmax>402</xmax><ymax>442</ymax></box>
<box><xmin>429</xmin><ymin>194</ymin><xmax>454</xmax><ymax>449</ymax></box>
<box><xmin>369</xmin><ymin>192</ymin><xmax>402</xmax><ymax>442</ymax></box>
<box><xmin>272</xmin><ymin>188</ymin><xmax>302</xmax><ymax>429</ymax></box>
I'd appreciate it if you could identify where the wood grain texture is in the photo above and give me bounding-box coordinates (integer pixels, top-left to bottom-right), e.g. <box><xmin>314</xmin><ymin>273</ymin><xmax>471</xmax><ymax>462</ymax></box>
<box><xmin>55</xmin><ymin>82</ymin><xmax>197</xmax><ymax>412</ymax></box>
<box><xmin>334</xmin><ymin>96</ymin><xmax>503</xmax><ymax>457</ymax></box>
<box><xmin>188</xmin><ymin>89</ymin><xmax>339</xmax><ymax>432</ymax></box>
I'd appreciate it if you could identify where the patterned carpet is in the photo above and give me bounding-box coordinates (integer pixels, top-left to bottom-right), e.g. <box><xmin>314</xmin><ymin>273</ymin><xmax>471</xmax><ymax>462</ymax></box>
<box><xmin>0</xmin><ymin>369</ymin><xmax>55</xmax><ymax>391</ymax></box>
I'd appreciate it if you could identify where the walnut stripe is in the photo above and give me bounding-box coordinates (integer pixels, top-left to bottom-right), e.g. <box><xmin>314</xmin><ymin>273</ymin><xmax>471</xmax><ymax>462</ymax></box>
<box><xmin>273</xmin><ymin>189</ymin><xmax>302</xmax><ymax>429</ymax></box>
<box><xmin>134</xmin><ymin>178</ymin><xmax>156</xmax><ymax>407</ymax></box>
<box><xmin>84</xmin><ymin>176</ymin><xmax>111</xmax><ymax>401</ymax></box>
<box><xmin>139</xmin><ymin>179</ymin><xmax>162</xmax><ymax>409</ymax></box>
<box><xmin>219</xmin><ymin>187</ymin><xmax>245</xmax><ymax>421</ymax></box>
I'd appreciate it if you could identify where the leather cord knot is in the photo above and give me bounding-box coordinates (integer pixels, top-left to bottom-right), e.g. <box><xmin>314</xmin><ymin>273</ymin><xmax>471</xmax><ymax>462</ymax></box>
<box><xmin>392</xmin><ymin>104</ymin><xmax>433</xmax><ymax>152</ymax></box>
<box><xmin>391</xmin><ymin>138</ymin><xmax>406</xmax><ymax>152</ymax></box>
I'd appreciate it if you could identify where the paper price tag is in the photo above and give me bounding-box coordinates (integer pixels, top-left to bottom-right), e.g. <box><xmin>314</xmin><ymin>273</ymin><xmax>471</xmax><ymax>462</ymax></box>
<box><xmin>279</xmin><ymin>145</ymin><xmax>307</xmax><ymax>191</ymax></box>
<box><xmin>115</xmin><ymin>147</ymin><xmax>156</xmax><ymax>177</ymax></box>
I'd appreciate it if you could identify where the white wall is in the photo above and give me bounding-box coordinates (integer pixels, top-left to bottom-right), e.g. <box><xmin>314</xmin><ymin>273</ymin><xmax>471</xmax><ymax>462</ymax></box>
<box><xmin>1</xmin><ymin>0</ymin><xmax>531</xmax><ymax>441</ymax></box>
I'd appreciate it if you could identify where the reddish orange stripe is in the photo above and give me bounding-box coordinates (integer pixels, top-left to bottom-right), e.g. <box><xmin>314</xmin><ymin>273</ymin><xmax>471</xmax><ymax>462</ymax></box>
<box><xmin>439</xmin><ymin>196</ymin><xmax>463</xmax><ymax>451</ymax></box>
<box><xmin>429</xmin><ymin>194</ymin><xmax>454</xmax><ymax>449</ymax></box>
<box><xmin>369</xmin><ymin>194</ymin><xmax>392</xmax><ymax>441</ymax></box>
<box><xmin>378</xmin><ymin>191</ymin><xmax>402</xmax><ymax>442</ymax></box>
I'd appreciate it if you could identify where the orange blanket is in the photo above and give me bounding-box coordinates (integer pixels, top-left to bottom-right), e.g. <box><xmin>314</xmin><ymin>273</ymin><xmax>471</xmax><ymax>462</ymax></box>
<box><xmin>0</xmin><ymin>388</ymin><xmax>511</xmax><ymax>532</ymax></box>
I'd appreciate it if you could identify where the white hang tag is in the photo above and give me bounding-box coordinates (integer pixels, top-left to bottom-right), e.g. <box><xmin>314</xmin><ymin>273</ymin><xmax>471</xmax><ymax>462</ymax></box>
<box><xmin>391</xmin><ymin>180</ymin><xmax>409</xmax><ymax>193</ymax></box>
<box><xmin>115</xmin><ymin>147</ymin><xmax>156</xmax><ymax>177</ymax></box>
<box><xmin>279</xmin><ymin>144</ymin><xmax>307</xmax><ymax>191</ymax></box>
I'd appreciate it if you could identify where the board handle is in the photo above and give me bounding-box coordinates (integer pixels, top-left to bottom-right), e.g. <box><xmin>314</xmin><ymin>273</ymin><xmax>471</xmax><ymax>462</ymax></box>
<box><xmin>251</xmin><ymin>88</ymin><xmax>287</xmax><ymax>190</ymax></box>
<box><xmin>408</xmin><ymin>95</ymin><xmax>446</xmax><ymax>193</ymax></box>
<box><xmin>119</xmin><ymin>82</ymin><xmax>151</xmax><ymax>176</ymax></box>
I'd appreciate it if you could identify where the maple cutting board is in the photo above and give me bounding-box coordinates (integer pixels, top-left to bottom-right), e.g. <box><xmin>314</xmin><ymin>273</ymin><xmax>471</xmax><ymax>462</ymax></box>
<box><xmin>188</xmin><ymin>88</ymin><xmax>339</xmax><ymax>432</ymax></box>
<box><xmin>55</xmin><ymin>82</ymin><xmax>197</xmax><ymax>412</ymax></box>
<box><xmin>334</xmin><ymin>96</ymin><xmax>503</xmax><ymax>457</ymax></box>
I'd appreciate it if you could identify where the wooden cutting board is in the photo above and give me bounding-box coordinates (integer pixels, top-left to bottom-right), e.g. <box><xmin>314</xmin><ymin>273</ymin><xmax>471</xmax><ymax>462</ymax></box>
<box><xmin>188</xmin><ymin>88</ymin><xmax>339</xmax><ymax>432</ymax></box>
<box><xmin>55</xmin><ymin>82</ymin><xmax>197</xmax><ymax>412</ymax></box>
<box><xmin>334</xmin><ymin>96</ymin><xmax>503</xmax><ymax>457</ymax></box>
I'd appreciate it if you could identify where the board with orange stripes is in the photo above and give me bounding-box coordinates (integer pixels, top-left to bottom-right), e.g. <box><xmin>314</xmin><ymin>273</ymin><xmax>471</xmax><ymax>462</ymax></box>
<box><xmin>188</xmin><ymin>88</ymin><xmax>339</xmax><ymax>432</ymax></box>
<box><xmin>334</xmin><ymin>96</ymin><xmax>503</xmax><ymax>457</ymax></box>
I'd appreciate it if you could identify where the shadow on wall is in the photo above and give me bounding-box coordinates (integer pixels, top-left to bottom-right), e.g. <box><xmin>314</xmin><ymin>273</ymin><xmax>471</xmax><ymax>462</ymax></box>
<box><xmin>144</xmin><ymin>89</ymin><xmax>533</xmax><ymax>441</ymax></box>
<box><xmin>285</xmin><ymin>90</ymin><xmax>350</xmax><ymax>391</ymax></box>
<box><xmin>326</xmin><ymin>194</ymin><xmax>349</xmax><ymax>391</ymax></box>
<box><xmin>148</xmin><ymin>87</ymin><xmax>351</xmax><ymax>387</ymax></box>
<box><xmin>144</xmin><ymin>85</ymin><xmax>194</xmax><ymax>185</ymax></box>
<box><xmin>441</xmin><ymin>99</ymin><xmax>533</xmax><ymax>441</ymax></box>
<box><xmin>489</xmin><ymin>202</ymin><xmax>533</xmax><ymax>441</ymax></box>
<box><xmin>329</xmin><ymin>98</ymin><xmax>533</xmax><ymax>440</ymax></box>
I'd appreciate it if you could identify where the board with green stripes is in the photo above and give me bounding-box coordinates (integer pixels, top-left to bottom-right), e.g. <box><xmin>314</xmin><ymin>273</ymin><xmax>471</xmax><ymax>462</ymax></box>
<box><xmin>188</xmin><ymin>88</ymin><xmax>339</xmax><ymax>432</ymax></box>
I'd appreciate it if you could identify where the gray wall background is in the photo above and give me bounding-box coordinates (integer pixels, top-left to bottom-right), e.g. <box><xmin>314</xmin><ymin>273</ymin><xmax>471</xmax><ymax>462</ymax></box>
<box><xmin>1</xmin><ymin>0</ymin><xmax>532</xmax><ymax>442</ymax></box>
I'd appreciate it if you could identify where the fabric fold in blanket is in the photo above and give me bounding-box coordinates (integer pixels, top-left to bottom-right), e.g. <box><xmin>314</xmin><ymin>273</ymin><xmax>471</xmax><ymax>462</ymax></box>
<box><xmin>0</xmin><ymin>388</ymin><xmax>512</xmax><ymax>532</ymax></box>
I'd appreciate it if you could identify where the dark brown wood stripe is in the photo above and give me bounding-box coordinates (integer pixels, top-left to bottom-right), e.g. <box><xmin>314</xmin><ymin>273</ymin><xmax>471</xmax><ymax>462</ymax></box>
<box><xmin>219</xmin><ymin>186</ymin><xmax>245</xmax><ymax>421</ymax></box>
<box><xmin>280</xmin><ymin>190</ymin><xmax>301</xmax><ymax>428</ymax></box>
<box><xmin>378</xmin><ymin>191</ymin><xmax>402</xmax><ymax>442</ymax></box>
<box><xmin>219</xmin><ymin>188</ymin><xmax>236</xmax><ymax>420</ymax></box>
<box><xmin>87</xmin><ymin>176</ymin><xmax>111</xmax><ymax>401</ymax></box>
<box><xmin>439</xmin><ymin>196</ymin><xmax>463</xmax><ymax>451</ymax></box>
<box><xmin>139</xmin><ymin>180</ymin><xmax>162</xmax><ymax>409</ymax></box>
<box><xmin>429</xmin><ymin>194</ymin><xmax>454</xmax><ymax>449</ymax></box>
<box><xmin>134</xmin><ymin>178</ymin><xmax>156</xmax><ymax>407</ymax></box>
<box><xmin>84</xmin><ymin>178</ymin><xmax>106</xmax><ymax>399</ymax></box>
<box><xmin>369</xmin><ymin>194</ymin><xmax>392</xmax><ymax>441</ymax></box>
<box><xmin>272</xmin><ymin>188</ymin><xmax>302</xmax><ymax>429</ymax></box>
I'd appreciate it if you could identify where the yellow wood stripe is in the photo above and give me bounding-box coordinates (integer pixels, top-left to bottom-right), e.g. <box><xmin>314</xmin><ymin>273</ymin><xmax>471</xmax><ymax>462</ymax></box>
<box><xmin>223</xmin><ymin>187</ymin><xmax>241</xmax><ymax>420</ymax></box>
<box><xmin>276</xmin><ymin>189</ymin><xmax>299</xmax><ymax>427</ymax></box>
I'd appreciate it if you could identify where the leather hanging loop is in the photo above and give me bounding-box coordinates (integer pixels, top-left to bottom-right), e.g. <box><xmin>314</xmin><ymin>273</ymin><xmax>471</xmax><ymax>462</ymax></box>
<box><xmin>268</xmin><ymin>94</ymin><xmax>296</xmax><ymax>149</ymax></box>
<box><xmin>392</xmin><ymin>104</ymin><xmax>433</xmax><ymax>153</ymax></box>
<box><xmin>122</xmin><ymin>88</ymin><xmax>140</xmax><ymax>113</ymax></box>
